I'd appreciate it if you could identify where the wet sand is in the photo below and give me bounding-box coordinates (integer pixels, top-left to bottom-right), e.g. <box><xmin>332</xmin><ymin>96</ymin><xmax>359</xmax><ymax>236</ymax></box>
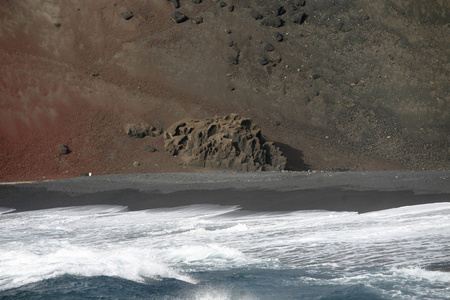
<box><xmin>1</xmin><ymin>171</ymin><xmax>449</xmax><ymax>214</ymax></box>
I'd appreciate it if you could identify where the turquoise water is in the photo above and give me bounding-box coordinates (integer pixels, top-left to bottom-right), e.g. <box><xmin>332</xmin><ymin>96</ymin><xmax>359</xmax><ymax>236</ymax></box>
<box><xmin>1</xmin><ymin>203</ymin><xmax>449</xmax><ymax>299</ymax></box>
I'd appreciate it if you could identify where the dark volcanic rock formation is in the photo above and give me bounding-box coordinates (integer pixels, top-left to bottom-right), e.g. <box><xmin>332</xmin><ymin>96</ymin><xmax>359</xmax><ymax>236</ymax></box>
<box><xmin>164</xmin><ymin>114</ymin><xmax>286</xmax><ymax>171</ymax></box>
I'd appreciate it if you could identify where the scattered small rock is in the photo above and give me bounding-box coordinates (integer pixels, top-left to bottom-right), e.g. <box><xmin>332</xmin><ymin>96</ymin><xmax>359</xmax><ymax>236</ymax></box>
<box><xmin>285</xmin><ymin>3</ymin><xmax>296</xmax><ymax>14</ymax></box>
<box><xmin>329</xmin><ymin>168</ymin><xmax>351</xmax><ymax>172</ymax></box>
<box><xmin>255</xmin><ymin>55</ymin><xmax>269</xmax><ymax>66</ymax></box>
<box><xmin>219</xmin><ymin>1</ymin><xmax>227</xmax><ymax>8</ymax></box>
<box><xmin>250</xmin><ymin>10</ymin><xmax>263</xmax><ymax>20</ymax></box>
<box><xmin>58</xmin><ymin>144</ymin><xmax>69</xmax><ymax>155</ymax></box>
<box><xmin>264</xmin><ymin>42</ymin><xmax>275</xmax><ymax>51</ymax></box>
<box><xmin>91</xmin><ymin>73</ymin><xmax>100</xmax><ymax>77</ymax></box>
<box><xmin>267</xmin><ymin>51</ymin><xmax>282</xmax><ymax>63</ymax></box>
<box><xmin>312</xmin><ymin>73</ymin><xmax>321</xmax><ymax>80</ymax></box>
<box><xmin>228</xmin><ymin>5</ymin><xmax>234</xmax><ymax>12</ymax></box>
<box><xmin>227</xmin><ymin>56</ymin><xmax>239</xmax><ymax>65</ymax></box>
<box><xmin>144</xmin><ymin>145</ymin><xmax>157</xmax><ymax>152</ymax></box>
<box><xmin>261</xmin><ymin>16</ymin><xmax>283</xmax><ymax>28</ymax></box>
<box><xmin>133</xmin><ymin>161</ymin><xmax>140</xmax><ymax>167</ymax></box>
<box><xmin>193</xmin><ymin>16</ymin><xmax>204</xmax><ymax>24</ymax></box>
<box><xmin>268</xmin><ymin>4</ymin><xmax>285</xmax><ymax>16</ymax></box>
<box><xmin>171</xmin><ymin>11</ymin><xmax>188</xmax><ymax>23</ymax></box>
<box><xmin>294</xmin><ymin>0</ymin><xmax>306</xmax><ymax>6</ymax></box>
<box><xmin>168</xmin><ymin>0</ymin><xmax>180</xmax><ymax>9</ymax></box>
<box><xmin>272</xmin><ymin>31</ymin><xmax>284</xmax><ymax>42</ymax></box>
<box><xmin>125</xmin><ymin>123</ymin><xmax>162</xmax><ymax>138</ymax></box>
<box><xmin>303</xmin><ymin>96</ymin><xmax>311</xmax><ymax>103</ymax></box>
<box><xmin>290</xmin><ymin>12</ymin><xmax>306</xmax><ymax>24</ymax></box>
<box><xmin>334</xmin><ymin>22</ymin><xmax>344</xmax><ymax>31</ymax></box>
<box><xmin>192</xmin><ymin>0</ymin><xmax>202</xmax><ymax>3</ymax></box>
<box><xmin>121</xmin><ymin>11</ymin><xmax>134</xmax><ymax>20</ymax></box>
<box><xmin>53</xmin><ymin>23</ymin><xmax>61</xmax><ymax>28</ymax></box>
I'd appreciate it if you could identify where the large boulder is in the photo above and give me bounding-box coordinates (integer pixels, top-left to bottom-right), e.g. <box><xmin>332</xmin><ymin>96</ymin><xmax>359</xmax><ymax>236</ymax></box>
<box><xmin>164</xmin><ymin>114</ymin><xmax>286</xmax><ymax>171</ymax></box>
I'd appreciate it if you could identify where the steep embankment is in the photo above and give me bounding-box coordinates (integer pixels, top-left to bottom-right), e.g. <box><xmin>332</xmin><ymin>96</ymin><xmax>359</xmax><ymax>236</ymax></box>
<box><xmin>0</xmin><ymin>0</ymin><xmax>448</xmax><ymax>181</ymax></box>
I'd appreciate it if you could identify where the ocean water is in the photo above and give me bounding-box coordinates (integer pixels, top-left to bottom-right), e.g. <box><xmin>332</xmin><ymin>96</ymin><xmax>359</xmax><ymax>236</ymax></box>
<box><xmin>0</xmin><ymin>202</ymin><xmax>449</xmax><ymax>299</ymax></box>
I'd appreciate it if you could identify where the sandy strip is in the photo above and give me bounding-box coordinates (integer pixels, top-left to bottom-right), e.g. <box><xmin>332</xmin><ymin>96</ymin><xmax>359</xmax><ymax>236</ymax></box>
<box><xmin>0</xmin><ymin>171</ymin><xmax>449</xmax><ymax>213</ymax></box>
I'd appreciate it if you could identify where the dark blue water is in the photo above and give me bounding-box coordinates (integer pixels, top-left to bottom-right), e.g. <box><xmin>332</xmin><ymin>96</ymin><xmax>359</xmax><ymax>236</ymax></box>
<box><xmin>0</xmin><ymin>270</ymin><xmax>392</xmax><ymax>300</ymax></box>
<box><xmin>1</xmin><ymin>204</ymin><xmax>449</xmax><ymax>299</ymax></box>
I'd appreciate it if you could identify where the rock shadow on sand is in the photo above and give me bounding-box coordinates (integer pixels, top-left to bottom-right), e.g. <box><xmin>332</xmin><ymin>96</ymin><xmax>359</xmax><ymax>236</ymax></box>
<box><xmin>274</xmin><ymin>142</ymin><xmax>310</xmax><ymax>171</ymax></box>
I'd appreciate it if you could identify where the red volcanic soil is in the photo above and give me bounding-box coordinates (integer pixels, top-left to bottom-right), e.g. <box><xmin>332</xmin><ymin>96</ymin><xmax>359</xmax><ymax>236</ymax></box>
<box><xmin>0</xmin><ymin>0</ymin><xmax>448</xmax><ymax>182</ymax></box>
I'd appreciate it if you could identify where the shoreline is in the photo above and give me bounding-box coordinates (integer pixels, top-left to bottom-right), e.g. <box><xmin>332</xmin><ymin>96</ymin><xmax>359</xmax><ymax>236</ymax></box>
<box><xmin>0</xmin><ymin>170</ymin><xmax>449</xmax><ymax>214</ymax></box>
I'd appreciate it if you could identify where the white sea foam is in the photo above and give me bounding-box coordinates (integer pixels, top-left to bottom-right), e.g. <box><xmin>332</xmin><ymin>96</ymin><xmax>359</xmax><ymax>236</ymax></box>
<box><xmin>0</xmin><ymin>207</ymin><xmax>15</xmax><ymax>214</ymax></box>
<box><xmin>44</xmin><ymin>205</ymin><xmax>130</xmax><ymax>215</ymax></box>
<box><xmin>160</xmin><ymin>244</ymin><xmax>252</xmax><ymax>269</ymax></box>
<box><xmin>187</xmin><ymin>287</ymin><xmax>259</xmax><ymax>300</ymax></box>
<box><xmin>0</xmin><ymin>245</ymin><xmax>196</xmax><ymax>290</ymax></box>
<box><xmin>393</xmin><ymin>267</ymin><xmax>450</xmax><ymax>283</ymax></box>
<box><xmin>1</xmin><ymin>202</ymin><xmax>449</xmax><ymax>298</ymax></box>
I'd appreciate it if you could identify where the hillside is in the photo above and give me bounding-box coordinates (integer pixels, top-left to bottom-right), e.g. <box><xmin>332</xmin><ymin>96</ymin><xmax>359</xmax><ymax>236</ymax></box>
<box><xmin>0</xmin><ymin>0</ymin><xmax>448</xmax><ymax>181</ymax></box>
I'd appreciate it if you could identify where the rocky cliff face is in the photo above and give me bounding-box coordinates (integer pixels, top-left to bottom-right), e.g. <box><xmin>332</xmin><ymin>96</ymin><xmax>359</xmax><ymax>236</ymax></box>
<box><xmin>164</xmin><ymin>114</ymin><xmax>286</xmax><ymax>171</ymax></box>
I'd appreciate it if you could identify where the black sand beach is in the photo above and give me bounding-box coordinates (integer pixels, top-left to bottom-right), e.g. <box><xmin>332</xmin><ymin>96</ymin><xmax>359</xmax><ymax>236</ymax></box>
<box><xmin>1</xmin><ymin>171</ymin><xmax>449</xmax><ymax>213</ymax></box>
